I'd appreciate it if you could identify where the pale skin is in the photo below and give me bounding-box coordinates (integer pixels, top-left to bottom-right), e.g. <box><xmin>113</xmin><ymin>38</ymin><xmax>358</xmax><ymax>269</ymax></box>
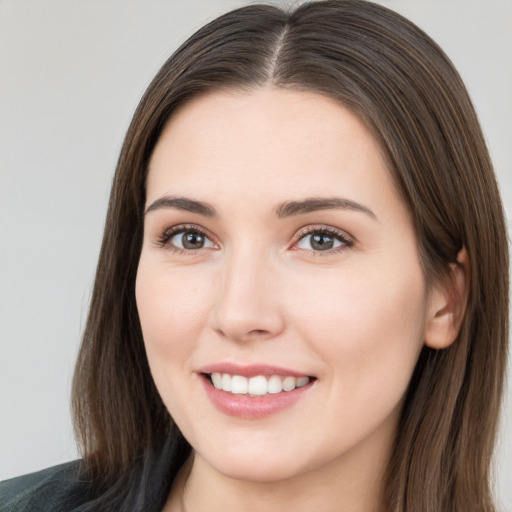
<box><xmin>135</xmin><ymin>87</ymin><xmax>467</xmax><ymax>512</ymax></box>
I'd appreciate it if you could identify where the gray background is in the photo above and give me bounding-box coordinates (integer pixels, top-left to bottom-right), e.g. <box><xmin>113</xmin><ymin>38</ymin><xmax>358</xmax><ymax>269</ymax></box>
<box><xmin>1</xmin><ymin>0</ymin><xmax>511</xmax><ymax>508</ymax></box>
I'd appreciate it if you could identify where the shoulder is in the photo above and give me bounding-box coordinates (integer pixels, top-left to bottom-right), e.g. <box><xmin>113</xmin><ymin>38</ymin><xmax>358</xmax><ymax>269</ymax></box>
<box><xmin>0</xmin><ymin>461</ymin><xmax>92</xmax><ymax>512</ymax></box>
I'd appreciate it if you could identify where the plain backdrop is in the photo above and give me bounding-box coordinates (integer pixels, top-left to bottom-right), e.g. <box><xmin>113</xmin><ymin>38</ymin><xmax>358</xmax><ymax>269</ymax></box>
<box><xmin>1</xmin><ymin>0</ymin><xmax>511</xmax><ymax>508</ymax></box>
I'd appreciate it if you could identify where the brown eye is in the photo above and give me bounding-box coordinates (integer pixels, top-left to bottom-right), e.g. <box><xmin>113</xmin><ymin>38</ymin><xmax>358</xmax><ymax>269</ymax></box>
<box><xmin>169</xmin><ymin>229</ymin><xmax>215</xmax><ymax>251</ymax></box>
<box><xmin>310</xmin><ymin>233</ymin><xmax>336</xmax><ymax>250</ymax></box>
<box><xmin>296</xmin><ymin>229</ymin><xmax>351</xmax><ymax>252</ymax></box>
<box><xmin>182</xmin><ymin>232</ymin><xmax>205</xmax><ymax>249</ymax></box>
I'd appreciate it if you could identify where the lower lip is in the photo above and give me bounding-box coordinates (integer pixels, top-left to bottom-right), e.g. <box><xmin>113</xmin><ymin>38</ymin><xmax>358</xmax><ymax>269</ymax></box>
<box><xmin>200</xmin><ymin>375</ymin><xmax>314</xmax><ymax>419</ymax></box>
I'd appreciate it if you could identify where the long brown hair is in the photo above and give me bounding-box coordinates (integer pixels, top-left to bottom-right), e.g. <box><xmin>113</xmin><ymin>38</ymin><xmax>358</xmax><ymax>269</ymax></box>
<box><xmin>72</xmin><ymin>1</ymin><xmax>509</xmax><ymax>510</ymax></box>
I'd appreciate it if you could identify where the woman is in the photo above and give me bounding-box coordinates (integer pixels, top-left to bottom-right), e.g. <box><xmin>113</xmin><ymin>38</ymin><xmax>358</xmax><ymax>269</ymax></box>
<box><xmin>1</xmin><ymin>1</ymin><xmax>508</xmax><ymax>511</ymax></box>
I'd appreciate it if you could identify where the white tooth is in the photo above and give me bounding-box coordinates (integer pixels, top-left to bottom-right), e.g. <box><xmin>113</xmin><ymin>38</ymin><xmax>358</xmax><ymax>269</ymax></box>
<box><xmin>282</xmin><ymin>376</ymin><xmax>296</xmax><ymax>392</ymax></box>
<box><xmin>221</xmin><ymin>373</ymin><xmax>232</xmax><ymax>392</ymax></box>
<box><xmin>248</xmin><ymin>376</ymin><xmax>268</xmax><ymax>396</ymax></box>
<box><xmin>231</xmin><ymin>375</ymin><xmax>248</xmax><ymax>394</ymax></box>
<box><xmin>211</xmin><ymin>372</ymin><xmax>222</xmax><ymax>389</ymax></box>
<box><xmin>296</xmin><ymin>376</ymin><xmax>309</xmax><ymax>388</ymax></box>
<box><xmin>267</xmin><ymin>375</ymin><xmax>283</xmax><ymax>394</ymax></box>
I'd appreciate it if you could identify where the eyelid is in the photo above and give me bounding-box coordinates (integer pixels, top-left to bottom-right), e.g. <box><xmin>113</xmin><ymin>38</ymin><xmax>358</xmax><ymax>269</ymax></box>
<box><xmin>154</xmin><ymin>223</ymin><xmax>218</xmax><ymax>253</ymax></box>
<box><xmin>291</xmin><ymin>225</ymin><xmax>354</xmax><ymax>253</ymax></box>
<box><xmin>153</xmin><ymin>223</ymin><xmax>354</xmax><ymax>255</ymax></box>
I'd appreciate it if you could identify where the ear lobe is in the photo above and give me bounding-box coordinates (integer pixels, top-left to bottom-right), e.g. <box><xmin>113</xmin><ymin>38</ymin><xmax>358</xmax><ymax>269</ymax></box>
<box><xmin>424</xmin><ymin>248</ymin><xmax>469</xmax><ymax>350</ymax></box>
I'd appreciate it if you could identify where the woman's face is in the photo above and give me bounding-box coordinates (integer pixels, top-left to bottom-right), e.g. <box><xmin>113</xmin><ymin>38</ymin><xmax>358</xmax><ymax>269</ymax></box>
<box><xmin>136</xmin><ymin>88</ymin><xmax>435</xmax><ymax>483</ymax></box>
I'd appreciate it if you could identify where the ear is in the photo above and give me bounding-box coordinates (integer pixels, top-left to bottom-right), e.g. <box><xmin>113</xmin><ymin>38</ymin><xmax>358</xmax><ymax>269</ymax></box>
<box><xmin>424</xmin><ymin>248</ymin><xmax>469</xmax><ymax>350</ymax></box>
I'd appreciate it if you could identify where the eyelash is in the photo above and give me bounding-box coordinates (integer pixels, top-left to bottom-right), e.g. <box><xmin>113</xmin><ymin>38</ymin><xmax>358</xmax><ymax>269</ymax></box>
<box><xmin>293</xmin><ymin>226</ymin><xmax>354</xmax><ymax>256</ymax></box>
<box><xmin>155</xmin><ymin>224</ymin><xmax>213</xmax><ymax>254</ymax></box>
<box><xmin>154</xmin><ymin>224</ymin><xmax>354</xmax><ymax>255</ymax></box>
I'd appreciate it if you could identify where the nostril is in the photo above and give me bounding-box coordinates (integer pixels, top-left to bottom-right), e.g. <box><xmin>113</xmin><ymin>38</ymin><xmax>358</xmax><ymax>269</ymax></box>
<box><xmin>248</xmin><ymin>329</ymin><xmax>269</xmax><ymax>336</ymax></box>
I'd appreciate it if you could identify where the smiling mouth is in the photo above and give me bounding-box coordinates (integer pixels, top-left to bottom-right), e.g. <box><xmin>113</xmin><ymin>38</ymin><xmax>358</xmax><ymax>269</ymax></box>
<box><xmin>204</xmin><ymin>373</ymin><xmax>314</xmax><ymax>396</ymax></box>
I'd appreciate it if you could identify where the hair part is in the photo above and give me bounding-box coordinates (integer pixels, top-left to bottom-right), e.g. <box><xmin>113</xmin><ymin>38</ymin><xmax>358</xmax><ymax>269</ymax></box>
<box><xmin>72</xmin><ymin>2</ymin><xmax>509</xmax><ymax>511</ymax></box>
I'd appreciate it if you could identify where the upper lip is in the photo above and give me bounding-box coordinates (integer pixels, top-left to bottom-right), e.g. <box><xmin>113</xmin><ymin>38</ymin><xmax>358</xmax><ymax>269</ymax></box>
<box><xmin>198</xmin><ymin>363</ymin><xmax>313</xmax><ymax>378</ymax></box>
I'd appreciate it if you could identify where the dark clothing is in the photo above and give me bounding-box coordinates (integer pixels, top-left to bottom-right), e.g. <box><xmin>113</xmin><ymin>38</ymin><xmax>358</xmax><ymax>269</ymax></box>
<box><xmin>0</xmin><ymin>438</ymin><xmax>188</xmax><ymax>511</ymax></box>
<box><xmin>0</xmin><ymin>461</ymin><xmax>93</xmax><ymax>512</ymax></box>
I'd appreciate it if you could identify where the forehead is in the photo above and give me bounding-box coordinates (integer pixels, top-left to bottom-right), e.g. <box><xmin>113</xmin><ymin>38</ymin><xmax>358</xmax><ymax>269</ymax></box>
<box><xmin>146</xmin><ymin>87</ymin><xmax>403</xmax><ymax>220</ymax></box>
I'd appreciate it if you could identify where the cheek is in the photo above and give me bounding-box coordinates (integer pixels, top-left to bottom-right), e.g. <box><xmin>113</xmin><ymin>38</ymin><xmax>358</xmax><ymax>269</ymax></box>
<box><xmin>135</xmin><ymin>262</ymin><xmax>213</xmax><ymax>368</ymax></box>
<box><xmin>135</xmin><ymin>260</ymin><xmax>221</xmax><ymax>430</ymax></box>
<box><xmin>288</xmin><ymin>256</ymin><xmax>428</xmax><ymax>391</ymax></box>
<box><xmin>283</xmin><ymin>261</ymin><xmax>428</xmax><ymax>453</ymax></box>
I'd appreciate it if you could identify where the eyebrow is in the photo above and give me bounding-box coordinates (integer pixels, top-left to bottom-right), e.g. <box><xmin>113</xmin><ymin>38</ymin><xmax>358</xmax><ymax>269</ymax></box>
<box><xmin>275</xmin><ymin>197</ymin><xmax>377</xmax><ymax>220</ymax></box>
<box><xmin>145</xmin><ymin>195</ymin><xmax>376</xmax><ymax>220</ymax></box>
<box><xmin>145</xmin><ymin>196</ymin><xmax>216</xmax><ymax>217</ymax></box>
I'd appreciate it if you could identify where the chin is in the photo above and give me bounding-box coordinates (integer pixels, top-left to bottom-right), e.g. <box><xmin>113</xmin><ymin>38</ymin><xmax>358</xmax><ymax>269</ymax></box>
<box><xmin>209</xmin><ymin>454</ymin><xmax>305</xmax><ymax>484</ymax></box>
<box><xmin>191</xmin><ymin>435</ymin><xmax>328</xmax><ymax>485</ymax></box>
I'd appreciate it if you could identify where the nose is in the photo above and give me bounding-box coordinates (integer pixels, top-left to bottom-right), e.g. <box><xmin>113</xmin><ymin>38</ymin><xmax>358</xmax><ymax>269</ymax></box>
<box><xmin>209</xmin><ymin>250</ymin><xmax>285</xmax><ymax>343</ymax></box>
